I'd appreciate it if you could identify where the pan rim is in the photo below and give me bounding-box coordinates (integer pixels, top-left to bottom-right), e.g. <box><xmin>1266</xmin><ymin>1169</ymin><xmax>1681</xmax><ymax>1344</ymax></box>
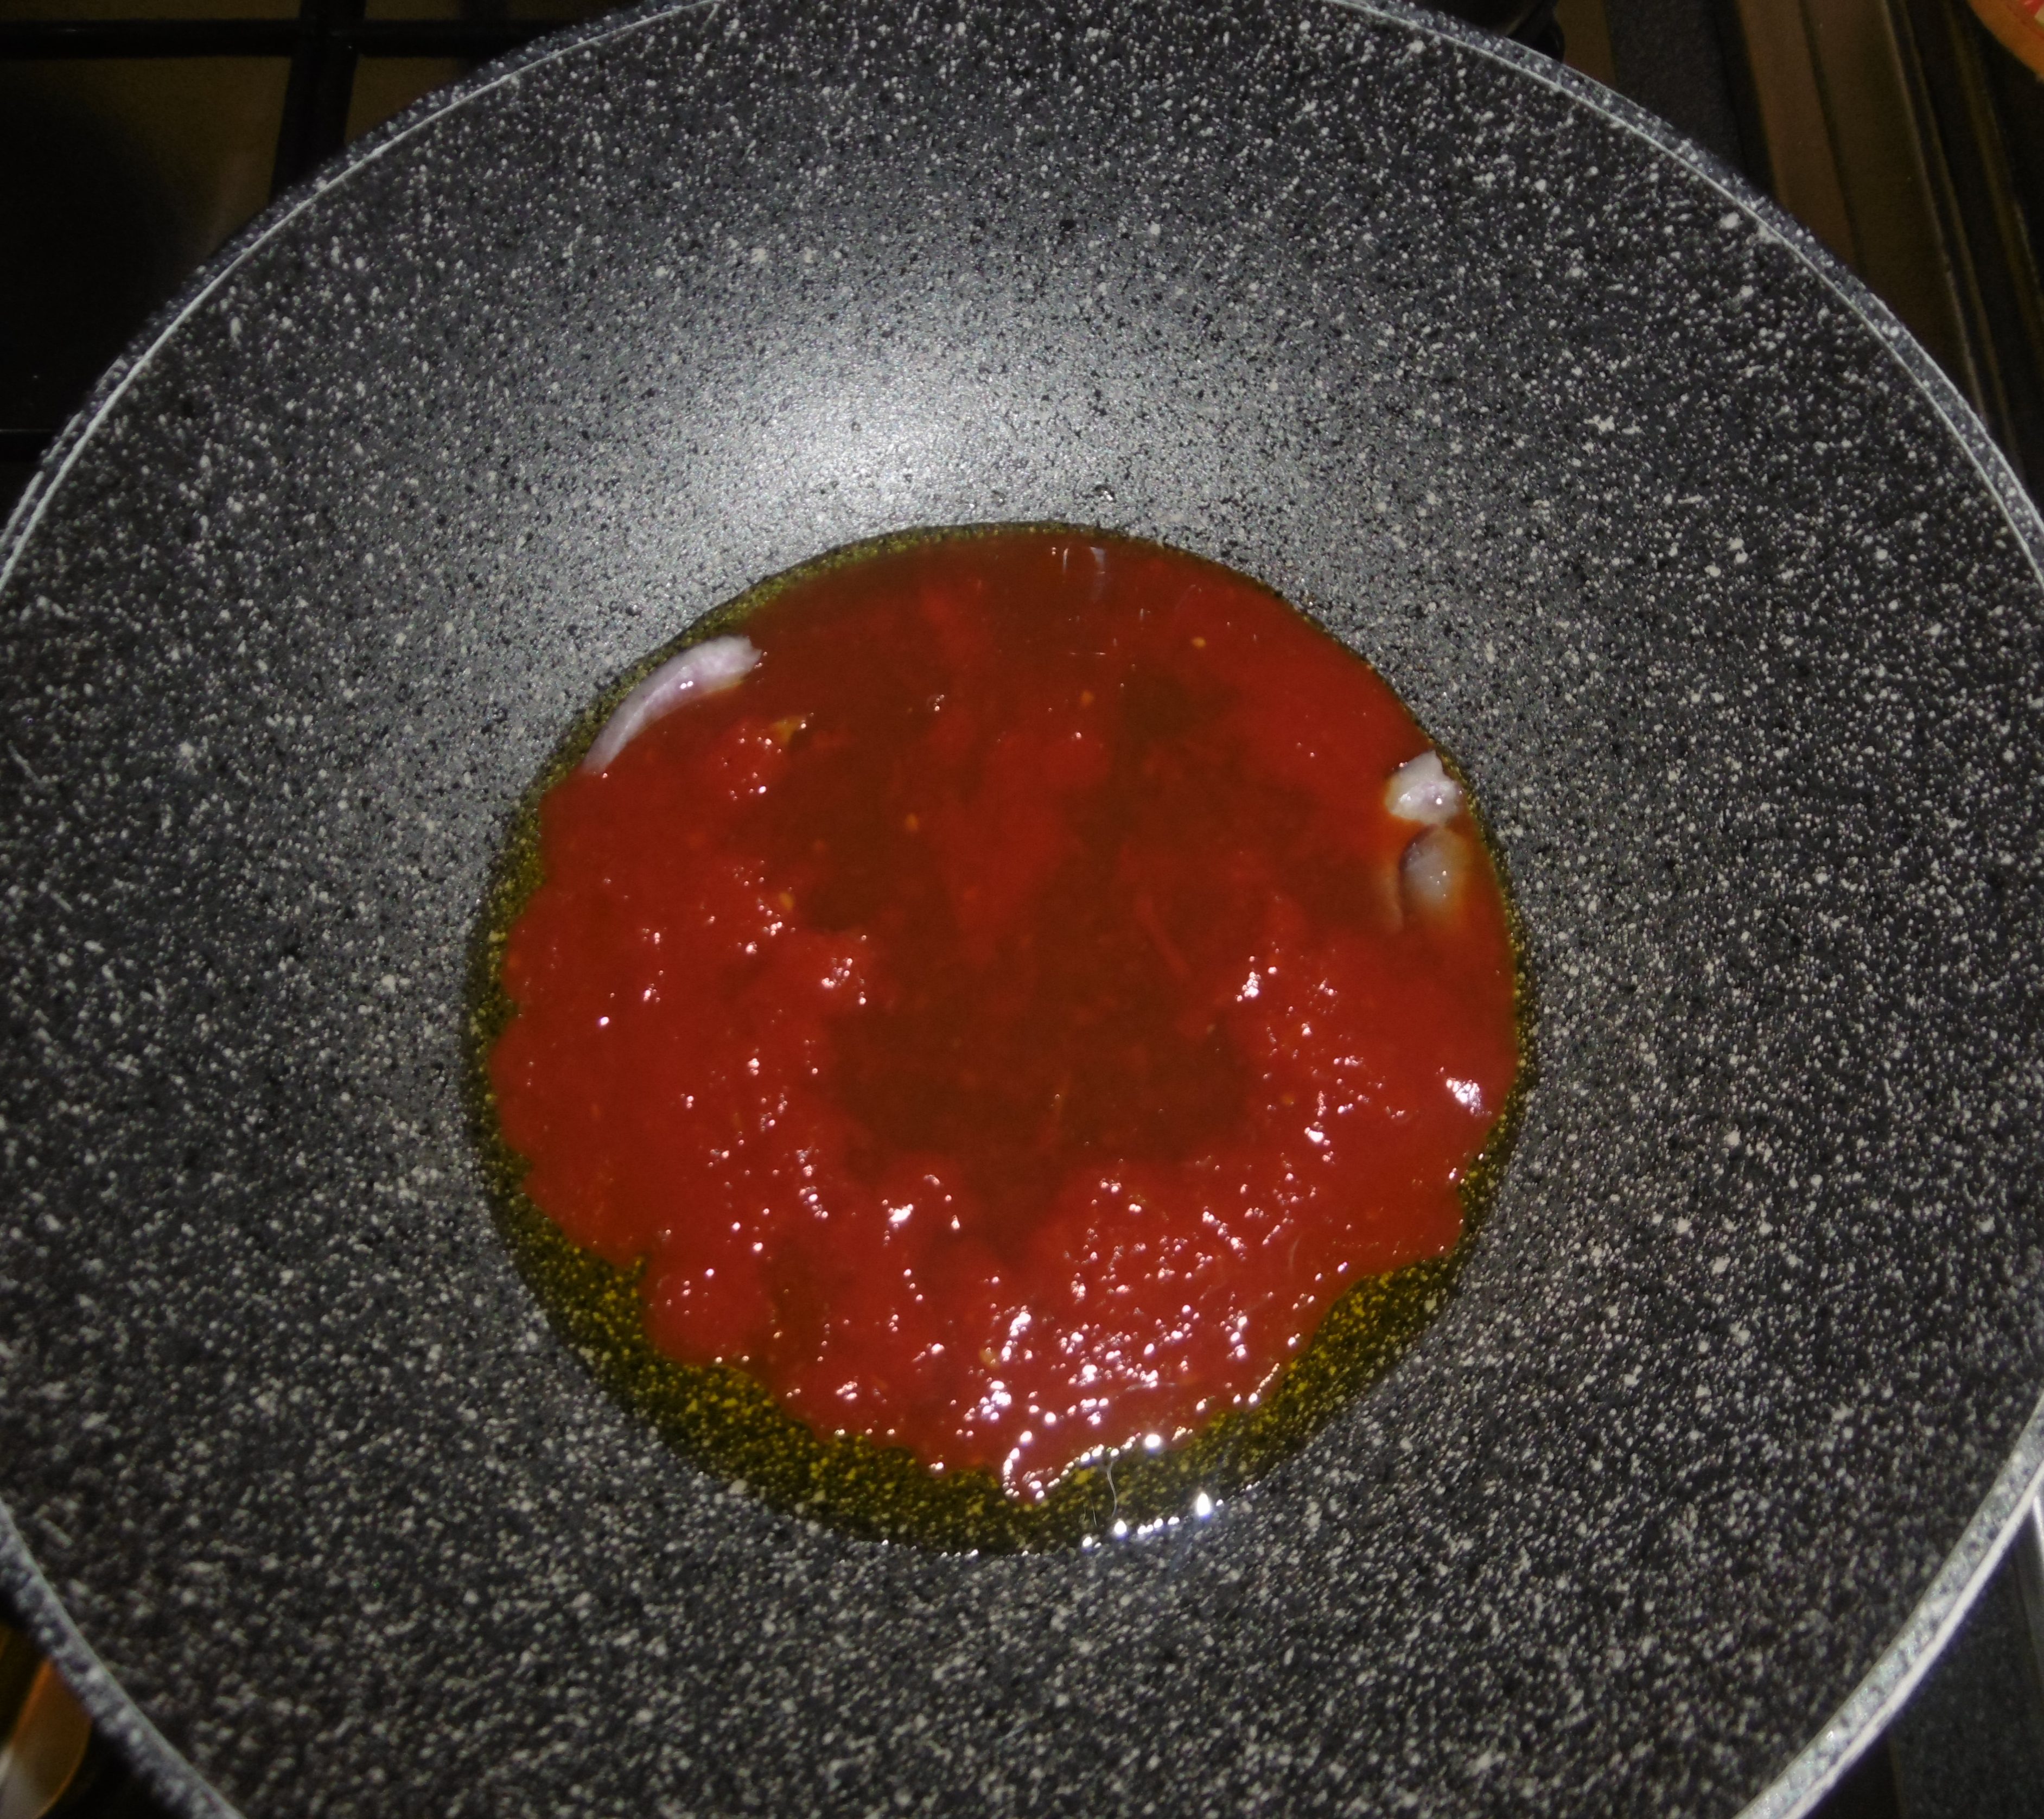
<box><xmin>3</xmin><ymin>3</ymin><xmax>2042</xmax><ymax>1815</ymax></box>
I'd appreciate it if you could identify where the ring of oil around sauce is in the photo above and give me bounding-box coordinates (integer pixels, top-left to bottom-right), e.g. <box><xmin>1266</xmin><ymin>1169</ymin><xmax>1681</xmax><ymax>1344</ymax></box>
<box><xmin>466</xmin><ymin>525</ymin><xmax>1530</xmax><ymax>1553</ymax></box>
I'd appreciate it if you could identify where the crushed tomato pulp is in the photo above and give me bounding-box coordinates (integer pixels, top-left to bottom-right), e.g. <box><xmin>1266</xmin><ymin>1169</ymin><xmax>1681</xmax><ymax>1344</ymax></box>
<box><xmin>491</xmin><ymin>532</ymin><xmax>1518</xmax><ymax>1500</ymax></box>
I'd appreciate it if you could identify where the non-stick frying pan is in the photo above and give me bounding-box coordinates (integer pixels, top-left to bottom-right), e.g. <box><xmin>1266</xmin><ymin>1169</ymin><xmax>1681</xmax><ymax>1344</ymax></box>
<box><xmin>4</xmin><ymin>2</ymin><xmax>2042</xmax><ymax>1814</ymax></box>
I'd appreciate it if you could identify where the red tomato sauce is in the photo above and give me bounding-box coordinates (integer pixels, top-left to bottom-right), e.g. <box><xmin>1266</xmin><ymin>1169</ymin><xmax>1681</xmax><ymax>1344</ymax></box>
<box><xmin>491</xmin><ymin>532</ymin><xmax>1518</xmax><ymax>1500</ymax></box>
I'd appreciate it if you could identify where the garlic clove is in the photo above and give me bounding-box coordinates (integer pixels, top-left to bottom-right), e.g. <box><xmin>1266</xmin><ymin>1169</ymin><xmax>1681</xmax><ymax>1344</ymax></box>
<box><xmin>1384</xmin><ymin>749</ymin><xmax>1462</xmax><ymax>825</ymax></box>
<box><xmin>583</xmin><ymin>635</ymin><xmax>760</xmax><ymax>773</ymax></box>
<box><xmin>1402</xmin><ymin>825</ymin><xmax>1469</xmax><ymax>918</ymax></box>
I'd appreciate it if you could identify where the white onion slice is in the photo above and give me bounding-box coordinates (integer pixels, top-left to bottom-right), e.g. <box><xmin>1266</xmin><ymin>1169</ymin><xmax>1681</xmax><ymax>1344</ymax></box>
<box><xmin>1384</xmin><ymin>750</ymin><xmax>1462</xmax><ymax>825</ymax></box>
<box><xmin>1402</xmin><ymin>826</ymin><xmax>1468</xmax><ymax>917</ymax></box>
<box><xmin>581</xmin><ymin>635</ymin><xmax>760</xmax><ymax>773</ymax></box>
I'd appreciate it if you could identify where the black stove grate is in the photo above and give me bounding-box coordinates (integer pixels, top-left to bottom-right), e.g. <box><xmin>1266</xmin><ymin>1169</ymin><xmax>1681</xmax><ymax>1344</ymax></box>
<box><xmin>0</xmin><ymin>0</ymin><xmax>581</xmax><ymax>482</ymax></box>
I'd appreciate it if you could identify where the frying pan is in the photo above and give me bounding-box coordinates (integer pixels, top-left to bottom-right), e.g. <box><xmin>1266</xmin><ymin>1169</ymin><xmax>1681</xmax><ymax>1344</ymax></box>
<box><xmin>4</xmin><ymin>1</ymin><xmax>2042</xmax><ymax>1814</ymax></box>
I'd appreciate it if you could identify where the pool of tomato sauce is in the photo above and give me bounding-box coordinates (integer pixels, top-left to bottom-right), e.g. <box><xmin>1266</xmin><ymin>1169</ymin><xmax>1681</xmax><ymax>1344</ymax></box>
<box><xmin>480</xmin><ymin>528</ymin><xmax>1522</xmax><ymax>1544</ymax></box>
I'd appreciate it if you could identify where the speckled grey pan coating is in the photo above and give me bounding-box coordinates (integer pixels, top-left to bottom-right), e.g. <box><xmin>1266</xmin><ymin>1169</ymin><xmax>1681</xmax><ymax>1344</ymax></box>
<box><xmin>3</xmin><ymin>2</ymin><xmax>2042</xmax><ymax>1814</ymax></box>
